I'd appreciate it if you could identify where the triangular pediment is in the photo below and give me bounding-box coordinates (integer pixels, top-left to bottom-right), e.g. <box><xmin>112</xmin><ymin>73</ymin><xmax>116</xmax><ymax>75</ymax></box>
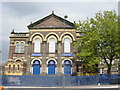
<box><xmin>28</xmin><ymin>12</ymin><xmax>75</xmax><ymax>29</ymax></box>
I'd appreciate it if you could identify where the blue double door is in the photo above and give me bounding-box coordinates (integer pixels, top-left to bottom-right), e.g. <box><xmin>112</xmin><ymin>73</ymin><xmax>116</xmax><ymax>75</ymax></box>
<box><xmin>48</xmin><ymin>60</ymin><xmax>55</xmax><ymax>75</ymax></box>
<box><xmin>64</xmin><ymin>60</ymin><xmax>71</xmax><ymax>75</ymax></box>
<box><xmin>33</xmin><ymin>60</ymin><xmax>71</xmax><ymax>75</ymax></box>
<box><xmin>33</xmin><ymin>60</ymin><xmax>40</xmax><ymax>75</ymax></box>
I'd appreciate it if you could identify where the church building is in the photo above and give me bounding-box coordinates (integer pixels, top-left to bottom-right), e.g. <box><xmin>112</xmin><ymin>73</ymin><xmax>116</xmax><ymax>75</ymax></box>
<box><xmin>4</xmin><ymin>12</ymin><xmax>80</xmax><ymax>76</ymax></box>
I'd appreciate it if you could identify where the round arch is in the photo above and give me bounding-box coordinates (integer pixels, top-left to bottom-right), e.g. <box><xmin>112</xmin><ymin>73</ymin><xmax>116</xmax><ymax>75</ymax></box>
<box><xmin>47</xmin><ymin>35</ymin><xmax>58</xmax><ymax>43</ymax></box>
<box><xmin>60</xmin><ymin>32</ymin><xmax>75</xmax><ymax>41</ymax></box>
<box><xmin>46</xmin><ymin>58</ymin><xmax>57</xmax><ymax>65</ymax></box>
<box><xmin>30</xmin><ymin>33</ymin><xmax>44</xmax><ymax>41</ymax></box>
<box><xmin>20</xmin><ymin>41</ymin><xmax>25</xmax><ymax>44</ymax></box>
<box><xmin>14</xmin><ymin>58</ymin><xmax>23</xmax><ymax>62</ymax></box>
<box><xmin>32</xmin><ymin>36</ymin><xmax>42</xmax><ymax>43</ymax></box>
<box><xmin>7</xmin><ymin>63</ymin><xmax>13</xmax><ymax>67</ymax></box>
<box><xmin>62</xmin><ymin>59</ymin><xmax>73</xmax><ymax>65</ymax></box>
<box><xmin>62</xmin><ymin>35</ymin><xmax>73</xmax><ymax>43</ymax></box>
<box><xmin>31</xmin><ymin>58</ymin><xmax>42</xmax><ymax>65</ymax></box>
<box><xmin>45</xmin><ymin>32</ymin><xmax>59</xmax><ymax>41</ymax></box>
<box><xmin>14</xmin><ymin>41</ymin><xmax>20</xmax><ymax>46</ymax></box>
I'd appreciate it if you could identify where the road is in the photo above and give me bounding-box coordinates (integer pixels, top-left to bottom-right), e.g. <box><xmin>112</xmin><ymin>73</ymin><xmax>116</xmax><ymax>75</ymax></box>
<box><xmin>4</xmin><ymin>85</ymin><xmax>119</xmax><ymax>90</ymax></box>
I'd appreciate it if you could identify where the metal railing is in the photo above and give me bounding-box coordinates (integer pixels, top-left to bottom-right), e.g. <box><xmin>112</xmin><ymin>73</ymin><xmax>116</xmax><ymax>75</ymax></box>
<box><xmin>1</xmin><ymin>74</ymin><xmax>120</xmax><ymax>87</ymax></box>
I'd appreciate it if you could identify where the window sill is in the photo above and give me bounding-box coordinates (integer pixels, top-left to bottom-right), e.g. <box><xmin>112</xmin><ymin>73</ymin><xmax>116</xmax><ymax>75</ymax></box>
<box><xmin>14</xmin><ymin>53</ymin><xmax>25</xmax><ymax>54</ymax></box>
<box><xmin>46</xmin><ymin>52</ymin><xmax>58</xmax><ymax>54</ymax></box>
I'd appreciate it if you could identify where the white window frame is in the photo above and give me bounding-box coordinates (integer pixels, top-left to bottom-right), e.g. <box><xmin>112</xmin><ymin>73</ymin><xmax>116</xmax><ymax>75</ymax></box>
<box><xmin>20</xmin><ymin>42</ymin><xmax>24</xmax><ymax>53</ymax></box>
<box><xmin>34</xmin><ymin>38</ymin><xmax>41</xmax><ymax>53</ymax></box>
<box><xmin>15</xmin><ymin>42</ymin><xmax>24</xmax><ymax>53</ymax></box>
<box><xmin>49</xmin><ymin>38</ymin><xmax>55</xmax><ymax>53</ymax></box>
<box><xmin>15</xmin><ymin>42</ymin><xmax>19</xmax><ymax>53</ymax></box>
<box><xmin>64</xmin><ymin>38</ymin><xmax>70</xmax><ymax>53</ymax></box>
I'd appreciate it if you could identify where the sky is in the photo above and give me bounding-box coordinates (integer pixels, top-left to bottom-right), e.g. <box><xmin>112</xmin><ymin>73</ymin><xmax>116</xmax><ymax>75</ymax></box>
<box><xmin>0</xmin><ymin>0</ymin><xmax>119</xmax><ymax>64</ymax></box>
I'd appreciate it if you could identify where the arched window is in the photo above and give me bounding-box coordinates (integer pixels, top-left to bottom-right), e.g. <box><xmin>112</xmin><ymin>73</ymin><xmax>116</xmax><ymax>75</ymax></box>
<box><xmin>13</xmin><ymin>65</ymin><xmax>15</xmax><ymax>71</ymax></box>
<box><xmin>18</xmin><ymin>65</ymin><xmax>20</xmax><ymax>70</ymax></box>
<box><xmin>48</xmin><ymin>60</ymin><xmax>56</xmax><ymax>75</ymax></box>
<box><xmin>9</xmin><ymin>65</ymin><xmax>11</xmax><ymax>71</ymax></box>
<box><xmin>34</xmin><ymin>38</ymin><xmax>40</xmax><ymax>53</ymax></box>
<box><xmin>20</xmin><ymin>42</ymin><xmax>24</xmax><ymax>53</ymax></box>
<box><xmin>33</xmin><ymin>60</ymin><xmax>40</xmax><ymax>75</ymax></box>
<box><xmin>64</xmin><ymin>60</ymin><xmax>71</xmax><ymax>75</ymax></box>
<box><xmin>15</xmin><ymin>42</ymin><xmax>19</xmax><ymax>53</ymax></box>
<box><xmin>64</xmin><ymin>38</ymin><xmax>70</xmax><ymax>53</ymax></box>
<box><xmin>49</xmin><ymin>38</ymin><xmax>55</xmax><ymax>53</ymax></box>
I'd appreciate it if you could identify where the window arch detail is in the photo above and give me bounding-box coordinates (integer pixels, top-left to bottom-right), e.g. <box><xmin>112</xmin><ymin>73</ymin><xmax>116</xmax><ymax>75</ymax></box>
<box><xmin>60</xmin><ymin>32</ymin><xmax>75</xmax><ymax>41</ymax></box>
<box><xmin>30</xmin><ymin>33</ymin><xmax>44</xmax><ymax>42</ymax></box>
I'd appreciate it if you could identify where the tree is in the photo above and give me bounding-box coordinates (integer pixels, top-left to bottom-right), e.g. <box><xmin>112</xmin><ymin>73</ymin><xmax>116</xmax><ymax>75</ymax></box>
<box><xmin>74</xmin><ymin>10</ymin><xmax>119</xmax><ymax>74</ymax></box>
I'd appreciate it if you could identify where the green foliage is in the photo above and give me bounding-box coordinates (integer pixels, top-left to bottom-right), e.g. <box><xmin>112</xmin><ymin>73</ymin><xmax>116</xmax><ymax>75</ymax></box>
<box><xmin>71</xmin><ymin>72</ymin><xmax>78</xmax><ymax>76</ymax></box>
<box><xmin>82</xmin><ymin>64</ymin><xmax>98</xmax><ymax>73</ymax></box>
<box><xmin>74</xmin><ymin>10</ymin><xmax>119</xmax><ymax>74</ymax></box>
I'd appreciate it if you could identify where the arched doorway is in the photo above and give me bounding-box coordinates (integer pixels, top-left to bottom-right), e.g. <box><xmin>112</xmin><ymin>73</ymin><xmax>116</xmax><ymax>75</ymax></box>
<box><xmin>48</xmin><ymin>60</ymin><xmax>56</xmax><ymax>75</ymax></box>
<box><xmin>33</xmin><ymin>60</ymin><xmax>40</xmax><ymax>75</ymax></box>
<box><xmin>64</xmin><ymin>60</ymin><xmax>71</xmax><ymax>75</ymax></box>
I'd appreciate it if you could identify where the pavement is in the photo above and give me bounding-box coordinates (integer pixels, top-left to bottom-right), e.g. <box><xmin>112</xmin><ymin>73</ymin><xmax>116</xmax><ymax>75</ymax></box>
<box><xmin>3</xmin><ymin>85</ymin><xmax>120</xmax><ymax>90</ymax></box>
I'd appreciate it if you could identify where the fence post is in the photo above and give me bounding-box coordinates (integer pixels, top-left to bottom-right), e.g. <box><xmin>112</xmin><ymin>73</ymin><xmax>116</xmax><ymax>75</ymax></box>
<box><xmin>62</xmin><ymin>76</ymin><xmax>65</xmax><ymax>88</ymax></box>
<box><xmin>98</xmin><ymin>75</ymin><xmax>100</xmax><ymax>85</ymax></box>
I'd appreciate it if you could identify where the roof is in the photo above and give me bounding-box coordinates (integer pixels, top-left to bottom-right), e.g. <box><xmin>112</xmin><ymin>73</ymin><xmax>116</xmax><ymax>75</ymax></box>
<box><xmin>27</xmin><ymin>11</ymin><xmax>75</xmax><ymax>29</ymax></box>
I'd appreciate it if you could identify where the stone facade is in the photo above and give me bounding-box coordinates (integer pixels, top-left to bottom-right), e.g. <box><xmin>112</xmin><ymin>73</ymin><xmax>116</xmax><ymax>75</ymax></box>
<box><xmin>4</xmin><ymin>12</ymin><xmax>119</xmax><ymax>76</ymax></box>
<box><xmin>4</xmin><ymin>12</ymin><xmax>80</xmax><ymax>76</ymax></box>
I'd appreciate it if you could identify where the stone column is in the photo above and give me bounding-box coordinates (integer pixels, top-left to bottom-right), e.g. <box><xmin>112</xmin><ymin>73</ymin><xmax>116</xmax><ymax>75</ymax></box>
<box><xmin>41</xmin><ymin>41</ymin><xmax>47</xmax><ymax>75</ymax></box>
<box><xmin>25</xmin><ymin>41</ymin><xmax>32</xmax><ymax>75</ymax></box>
<box><xmin>56</xmin><ymin>41</ymin><xmax>62</xmax><ymax>76</ymax></box>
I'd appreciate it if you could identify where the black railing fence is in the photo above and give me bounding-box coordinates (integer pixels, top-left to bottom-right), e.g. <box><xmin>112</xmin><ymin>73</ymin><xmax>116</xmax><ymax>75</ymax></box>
<box><xmin>0</xmin><ymin>74</ymin><xmax>120</xmax><ymax>87</ymax></box>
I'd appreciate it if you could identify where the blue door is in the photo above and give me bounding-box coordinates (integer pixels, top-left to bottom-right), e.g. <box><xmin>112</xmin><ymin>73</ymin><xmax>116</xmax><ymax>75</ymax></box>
<box><xmin>48</xmin><ymin>60</ymin><xmax>55</xmax><ymax>75</ymax></box>
<box><xmin>33</xmin><ymin>60</ymin><xmax>40</xmax><ymax>75</ymax></box>
<box><xmin>64</xmin><ymin>60</ymin><xmax>71</xmax><ymax>75</ymax></box>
